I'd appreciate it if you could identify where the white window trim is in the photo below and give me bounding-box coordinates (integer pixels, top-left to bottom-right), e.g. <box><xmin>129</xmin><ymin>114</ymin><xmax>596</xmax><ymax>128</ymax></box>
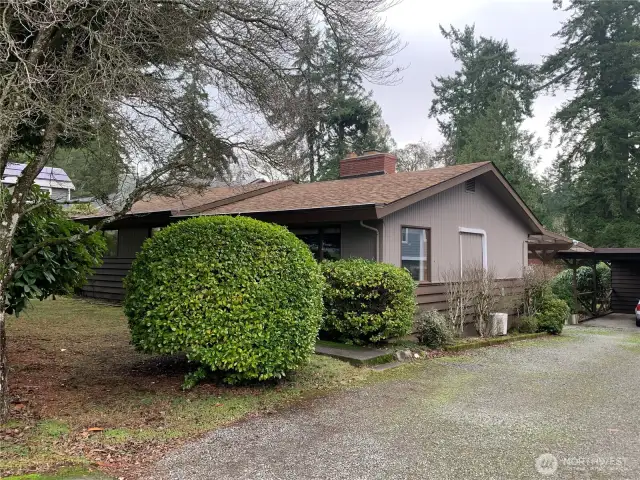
<box><xmin>458</xmin><ymin>227</ymin><xmax>488</xmax><ymax>273</ymax></box>
<box><xmin>401</xmin><ymin>227</ymin><xmax>427</xmax><ymax>282</ymax></box>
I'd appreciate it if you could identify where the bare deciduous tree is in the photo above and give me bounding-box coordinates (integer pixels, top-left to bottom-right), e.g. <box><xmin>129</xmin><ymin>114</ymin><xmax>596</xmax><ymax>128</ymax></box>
<box><xmin>442</xmin><ymin>267</ymin><xmax>474</xmax><ymax>336</ymax></box>
<box><xmin>395</xmin><ymin>141</ymin><xmax>440</xmax><ymax>172</ymax></box>
<box><xmin>0</xmin><ymin>0</ymin><xmax>402</xmax><ymax>422</ymax></box>
<box><xmin>466</xmin><ymin>266</ymin><xmax>499</xmax><ymax>337</ymax></box>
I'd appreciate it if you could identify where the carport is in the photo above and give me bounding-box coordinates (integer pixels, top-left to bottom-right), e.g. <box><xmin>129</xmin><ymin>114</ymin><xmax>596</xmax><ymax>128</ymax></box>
<box><xmin>557</xmin><ymin>248</ymin><xmax>640</xmax><ymax>316</ymax></box>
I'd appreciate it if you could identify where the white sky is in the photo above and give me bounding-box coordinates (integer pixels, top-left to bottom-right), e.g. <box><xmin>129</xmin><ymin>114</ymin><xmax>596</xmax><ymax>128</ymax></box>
<box><xmin>369</xmin><ymin>0</ymin><xmax>571</xmax><ymax>174</ymax></box>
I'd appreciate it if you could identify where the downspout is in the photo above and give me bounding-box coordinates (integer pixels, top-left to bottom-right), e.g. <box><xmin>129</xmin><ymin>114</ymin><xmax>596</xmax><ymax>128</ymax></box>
<box><xmin>360</xmin><ymin>221</ymin><xmax>379</xmax><ymax>261</ymax></box>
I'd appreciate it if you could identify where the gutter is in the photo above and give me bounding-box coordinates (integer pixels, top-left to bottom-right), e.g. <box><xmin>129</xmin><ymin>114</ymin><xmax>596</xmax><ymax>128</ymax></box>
<box><xmin>360</xmin><ymin>221</ymin><xmax>380</xmax><ymax>261</ymax></box>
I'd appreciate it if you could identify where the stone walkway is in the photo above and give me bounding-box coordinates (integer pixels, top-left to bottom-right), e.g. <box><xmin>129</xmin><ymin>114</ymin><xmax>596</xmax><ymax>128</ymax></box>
<box><xmin>147</xmin><ymin>327</ymin><xmax>640</xmax><ymax>479</ymax></box>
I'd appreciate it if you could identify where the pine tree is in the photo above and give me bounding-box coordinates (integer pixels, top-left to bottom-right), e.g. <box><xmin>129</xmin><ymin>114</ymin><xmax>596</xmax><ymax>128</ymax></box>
<box><xmin>430</xmin><ymin>25</ymin><xmax>546</xmax><ymax>221</ymax></box>
<box><xmin>541</xmin><ymin>0</ymin><xmax>640</xmax><ymax>246</ymax></box>
<box><xmin>271</xmin><ymin>27</ymin><xmax>397</xmax><ymax>181</ymax></box>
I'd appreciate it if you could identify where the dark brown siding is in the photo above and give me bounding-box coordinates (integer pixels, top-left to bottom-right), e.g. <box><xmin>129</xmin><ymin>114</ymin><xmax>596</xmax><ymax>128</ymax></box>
<box><xmin>79</xmin><ymin>257</ymin><xmax>134</xmax><ymax>301</ymax></box>
<box><xmin>611</xmin><ymin>261</ymin><xmax>640</xmax><ymax>313</ymax></box>
<box><xmin>79</xmin><ymin>227</ymin><xmax>151</xmax><ymax>301</ymax></box>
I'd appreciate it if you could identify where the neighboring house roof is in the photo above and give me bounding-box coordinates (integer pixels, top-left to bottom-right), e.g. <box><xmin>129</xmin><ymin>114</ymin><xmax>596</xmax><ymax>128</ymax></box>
<box><xmin>2</xmin><ymin>163</ymin><xmax>75</xmax><ymax>190</ymax></box>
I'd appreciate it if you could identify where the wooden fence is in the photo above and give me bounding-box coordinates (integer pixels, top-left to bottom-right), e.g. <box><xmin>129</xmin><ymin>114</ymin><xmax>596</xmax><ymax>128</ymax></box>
<box><xmin>416</xmin><ymin>278</ymin><xmax>525</xmax><ymax>313</ymax></box>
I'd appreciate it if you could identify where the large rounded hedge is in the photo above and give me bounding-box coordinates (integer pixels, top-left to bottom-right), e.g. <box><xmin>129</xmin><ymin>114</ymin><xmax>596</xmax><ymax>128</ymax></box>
<box><xmin>124</xmin><ymin>216</ymin><xmax>324</xmax><ymax>384</ymax></box>
<box><xmin>320</xmin><ymin>258</ymin><xmax>416</xmax><ymax>344</ymax></box>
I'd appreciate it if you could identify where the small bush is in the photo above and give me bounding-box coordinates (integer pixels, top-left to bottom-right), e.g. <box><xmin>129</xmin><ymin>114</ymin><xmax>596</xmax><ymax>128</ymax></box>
<box><xmin>321</xmin><ymin>259</ymin><xmax>416</xmax><ymax>344</ymax></box>
<box><xmin>415</xmin><ymin>310</ymin><xmax>452</xmax><ymax>348</ymax></box>
<box><xmin>124</xmin><ymin>216</ymin><xmax>324</xmax><ymax>385</ymax></box>
<box><xmin>521</xmin><ymin>265</ymin><xmax>556</xmax><ymax>317</ymax></box>
<box><xmin>535</xmin><ymin>290</ymin><xmax>570</xmax><ymax>335</ymax></box>
<box><xmin>516</xmin><ymin>315</ymin><xmax>538</xmax><ymax>334</ymax></box>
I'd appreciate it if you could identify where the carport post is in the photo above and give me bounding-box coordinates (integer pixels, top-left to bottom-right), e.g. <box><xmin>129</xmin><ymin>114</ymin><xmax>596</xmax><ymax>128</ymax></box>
<box><xmin>592</xmin><ymin>260</ymin><xmax>597</xmax><ymax>315</ymax></box>
<box><xmin>572</xmin><ymin>259</ymin><xmax>578</xmax><ymax>314</ymax></box>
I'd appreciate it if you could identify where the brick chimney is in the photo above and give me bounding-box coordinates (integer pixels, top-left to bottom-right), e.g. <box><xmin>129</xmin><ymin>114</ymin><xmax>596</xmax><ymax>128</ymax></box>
<box><xmin>339</xmin><ymin>151</ymin><xmax>397</xmax><ymax>178</ymax></box>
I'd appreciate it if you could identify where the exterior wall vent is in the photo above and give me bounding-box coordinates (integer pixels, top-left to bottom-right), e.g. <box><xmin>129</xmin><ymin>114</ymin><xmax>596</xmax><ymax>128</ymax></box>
<box><xmin>465</xmin><ymin>178</ymin><xmax>476</xmax><ymax>193</ymax></box>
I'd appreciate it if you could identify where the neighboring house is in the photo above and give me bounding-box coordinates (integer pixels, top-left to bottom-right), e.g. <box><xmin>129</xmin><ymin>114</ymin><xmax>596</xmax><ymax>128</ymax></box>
<box><xmin>2</xmin><ymin>163</ymin><xmax>75</xmax><ymax>202</ymax></box>
<box><xmin>75</xmin><ymin>152</ymin><xmax>567</xmax><ymax>328</ymax></box>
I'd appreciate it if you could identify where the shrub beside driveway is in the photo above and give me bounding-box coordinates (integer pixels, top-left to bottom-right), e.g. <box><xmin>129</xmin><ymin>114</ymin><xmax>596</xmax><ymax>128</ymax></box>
<box><xmin>1</xmin><ymin>298</ymin><xmax>369</xmax><ymax>478</ymax></box>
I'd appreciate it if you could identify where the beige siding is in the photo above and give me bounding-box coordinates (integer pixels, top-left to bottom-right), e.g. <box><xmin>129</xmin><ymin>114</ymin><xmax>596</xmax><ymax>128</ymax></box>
<box><xmin>340</xmin><ymin>221</ymin><xmax>378</xmax><ymax>260</ymax></box>
<box><xmin>381</xmin><ymin>174</ymin><xmax>530</xmax><ymax>281</ymax></box>
<box><xmin>50</xmin><ymin>187</ymin><xmax>70</xmax><ymax>202</ymax></box>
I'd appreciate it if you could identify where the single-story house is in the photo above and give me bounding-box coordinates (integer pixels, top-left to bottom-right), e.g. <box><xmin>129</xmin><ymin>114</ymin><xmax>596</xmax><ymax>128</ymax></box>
<box><xmin>75</xmin><ymin>152</ymin><xmax>568</xmax><ymax>326</ymax></box>
<box><xmin>2</xmin><ymin>162</ymin><xmax>75</xmax><ymax>202</ymax></box>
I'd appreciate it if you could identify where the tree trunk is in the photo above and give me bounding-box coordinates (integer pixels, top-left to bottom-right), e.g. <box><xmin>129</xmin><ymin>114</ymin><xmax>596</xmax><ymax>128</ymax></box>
<box><xmin>0</xmin><ymin>307</ymin><xmax>8</xmax><ymax>423</ymax></box>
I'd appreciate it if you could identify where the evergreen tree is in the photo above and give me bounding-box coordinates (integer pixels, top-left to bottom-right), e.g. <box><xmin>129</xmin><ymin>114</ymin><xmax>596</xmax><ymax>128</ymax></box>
<box><xmin>273</xmin><ymin>27</ymin><xmax>397</xmax><ymax>181</ymax></box>
<box><xmin>541</xmin><ymin>0</ymin><xmax>640</xmax><ymax>247</ymax></box>
<box><xmin>319</xmin><ymin>32</ymin><xmax>394</xmax><ymax>179</ymax></box>
<box><xmin>430</xmin><ymin>25</ymin><xmax>546</xmax><ymax>221</ymax></box>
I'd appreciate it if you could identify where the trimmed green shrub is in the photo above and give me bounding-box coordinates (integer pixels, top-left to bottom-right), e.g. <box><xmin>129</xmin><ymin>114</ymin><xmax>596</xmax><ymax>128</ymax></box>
<box><xmin>535</xmin><ymin>290</ymin><xmax>570</xmax><ymax>335</ymax></box>
<box><xmin>415</xmin><ymin>310</ymin><xmax>452</xmax><ymax>349</ymax></box>
<box><xmin>550</xmin><ymin>262</ymin><xmax>611</xmax><ymax>311</ymax></box>
<box><xmin>321</xmin><ymin>259</ymin><xmax>416</xmax><ymax>344</ymax></box>
<box><xmin>516</xmin><ymin>315</ymin><xmax>539</xmax><ymax>334</ymax></box>
<box><xmin>124</xmin><ymin>216</ymin><xmax>324</xmax><ymax>385</ymax></box>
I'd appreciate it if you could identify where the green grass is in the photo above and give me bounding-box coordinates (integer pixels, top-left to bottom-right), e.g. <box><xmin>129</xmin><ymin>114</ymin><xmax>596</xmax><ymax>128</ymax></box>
<box><xmin>443</xmin><ymin>332</ymin><xmax>550</xmax><ymax>352</ymax></box>
<box><xmin>3</xmin><ymin>467</ymin><xmax>110</xmax><ymax>479</ymax></box>
<box><xmin>36</xmin><ymin>420</ymin><xmax>71</xmax><ymax>439</ymax></box>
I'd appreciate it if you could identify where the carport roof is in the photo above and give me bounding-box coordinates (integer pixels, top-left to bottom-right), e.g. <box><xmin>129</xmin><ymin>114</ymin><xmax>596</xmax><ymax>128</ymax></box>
<box><xmin>558</xmin><ymin>248</ymin><xmax>640</xmax><ymax>261</ymax></box>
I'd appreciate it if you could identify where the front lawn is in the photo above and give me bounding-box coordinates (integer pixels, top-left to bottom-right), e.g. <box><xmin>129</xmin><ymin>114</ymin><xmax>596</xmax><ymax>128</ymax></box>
<box><xmin>2</xmin><ymin>297</ymin><xmax>370</xmax><ymax>478</ymax></box>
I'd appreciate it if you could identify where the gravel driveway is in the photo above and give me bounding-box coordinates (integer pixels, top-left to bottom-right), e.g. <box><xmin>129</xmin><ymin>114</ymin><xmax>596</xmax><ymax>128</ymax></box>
<box><xmin>148</xmin><ymin>327</ymin><xmax>640</xmax><ymax>479</ymax></box>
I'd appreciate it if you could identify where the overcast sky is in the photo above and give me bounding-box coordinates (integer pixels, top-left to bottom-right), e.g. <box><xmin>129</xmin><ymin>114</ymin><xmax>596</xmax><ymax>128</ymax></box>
<box><xmin>370</xmin><ymin>0</ymin><xmax>571</xmax><ymax>173</ymax></box>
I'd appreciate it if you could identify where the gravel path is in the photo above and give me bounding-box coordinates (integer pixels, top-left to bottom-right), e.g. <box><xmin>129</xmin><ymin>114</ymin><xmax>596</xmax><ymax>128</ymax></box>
<box><xmin>147</xmin><ymin>327</ymin><xmax>640</xmax><ymax>479</ymax></box>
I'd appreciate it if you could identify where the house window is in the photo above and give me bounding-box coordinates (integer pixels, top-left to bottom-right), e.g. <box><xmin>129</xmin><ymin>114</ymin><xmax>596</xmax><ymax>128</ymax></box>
<box><xmin>290</xmin><ymin>226</ymin><xmax>341</xmax><ymax>261</ymax></box>
<box><xmin>401</xmin><ymin>227</ymin><xmax>429</xmax><ymax>282</ymax></box>
<box><xmin>102</xmin><ymin>230</ymin><xmax>119</xmax><ymax>257</ymax></box>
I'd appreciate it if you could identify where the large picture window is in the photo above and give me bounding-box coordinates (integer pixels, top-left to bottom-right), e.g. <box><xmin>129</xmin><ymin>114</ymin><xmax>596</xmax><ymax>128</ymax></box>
<box><xmin>290</xmin><ymin>226</ymin><xmax>341</xmax><ymax>261</ymax></box>
<box><xmin>401</xmin><ymin>227</ymin><xmax>429</xmax><ymax>282</ymax></box>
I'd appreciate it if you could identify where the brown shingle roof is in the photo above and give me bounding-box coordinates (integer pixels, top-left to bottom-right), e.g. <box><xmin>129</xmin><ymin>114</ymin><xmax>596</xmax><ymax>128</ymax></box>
<box><xmin>129</xmin><ymin>181</ymin><xmax>287</xmax><ymax>214</ymax></box>
<box><xmin>197</xmin><ymin>163</ymin><xmax>490</xmax><ymax>215</ymax></box>
<box><xmin>72</xmin><ymin>181</ymin><xmax>289</xmax><ymax>219</ymax></box>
